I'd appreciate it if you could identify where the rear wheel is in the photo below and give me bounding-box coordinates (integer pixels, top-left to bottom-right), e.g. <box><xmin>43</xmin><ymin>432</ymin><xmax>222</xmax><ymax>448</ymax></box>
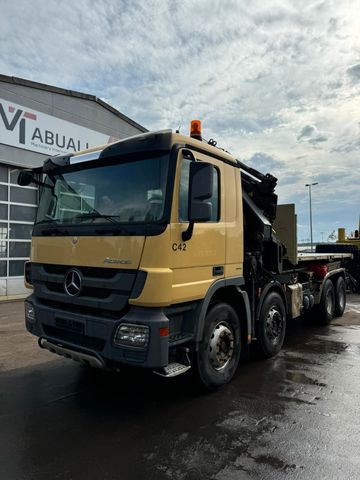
<box><xmin>317</xmin><ymin>279</ymin><xmax>335</xmax><ymax>324</ymax></box>
<box><xmin>334</xmin><ymin>276</ymin><xmax>346</xmax><ymax>318</ymax></box>
<box><xmin>193</xmin><ymin>302</ymin><xmax>241</xmax><ymax>391</ymax></box>
<box><xmin>257</xmin><ymin>292</ymin><xmax>286</xmax><ymax>358</ymax></box>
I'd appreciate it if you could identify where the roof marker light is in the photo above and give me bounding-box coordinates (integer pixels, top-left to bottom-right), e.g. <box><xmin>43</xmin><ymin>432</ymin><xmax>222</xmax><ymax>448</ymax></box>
<box><xmin>190</xmin><ymin>120</ymin><xmax>202</xmax><ymax>140</ymax></box>
<box><xmin>70</xmin><ymin>150</ymin><xmax>102</xmax><ymax>165</ymax></box>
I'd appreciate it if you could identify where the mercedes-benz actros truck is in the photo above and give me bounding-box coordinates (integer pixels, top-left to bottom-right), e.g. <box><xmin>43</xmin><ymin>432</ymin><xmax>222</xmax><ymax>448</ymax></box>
<box><xmin>18</xmin><ymin>121</ymin><xmax>350</xmax><ymax>389</ymax></box>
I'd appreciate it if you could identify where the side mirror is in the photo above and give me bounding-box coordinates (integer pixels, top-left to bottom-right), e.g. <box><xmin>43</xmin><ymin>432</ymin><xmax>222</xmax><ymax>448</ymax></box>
<box><xmin>188</xmin><ymin>161</ymin><xmax>213</xmax><ymax>222</ymax></box>
<box><xmin>182</xmin><ymin>161</ymin><xmax>214</xmax><ymax>241</ymax></box>
<box><xmin>18</xmin><ymin>170</ymin><xmax>34</xmax><ymax>186</ymax></box>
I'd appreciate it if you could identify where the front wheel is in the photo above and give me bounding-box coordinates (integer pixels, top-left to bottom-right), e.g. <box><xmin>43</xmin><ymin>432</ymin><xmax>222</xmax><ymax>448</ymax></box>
<box><xmin>257</xmin><ymin>292</ymin><xmax>286</xmax><ymax>358</ymax></box>
<box><xmin>193</xmin><ymin>302</ymin><xmax>241</xmax><ymax>391</ymax></box>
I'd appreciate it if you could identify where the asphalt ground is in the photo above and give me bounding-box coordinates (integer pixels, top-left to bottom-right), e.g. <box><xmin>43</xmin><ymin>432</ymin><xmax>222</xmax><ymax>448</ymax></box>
<box><xmin>0</xmin><ymin>295</ymin><xmax>360</xmax><ymax>480</ymax></box>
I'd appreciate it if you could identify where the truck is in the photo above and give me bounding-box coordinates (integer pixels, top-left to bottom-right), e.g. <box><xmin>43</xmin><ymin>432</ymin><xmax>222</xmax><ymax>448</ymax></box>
<box><xmin>18</xmin><ymin>121</ymin><xmax>351</xmax><ymax>390</ymax></box>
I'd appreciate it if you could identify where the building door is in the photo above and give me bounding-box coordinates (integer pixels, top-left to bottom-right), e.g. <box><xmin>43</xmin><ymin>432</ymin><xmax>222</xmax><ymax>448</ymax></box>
<box><xmin>0</xmin><ymin>164</ymin><xmax>37</xmax><ymax>297</ymax></box>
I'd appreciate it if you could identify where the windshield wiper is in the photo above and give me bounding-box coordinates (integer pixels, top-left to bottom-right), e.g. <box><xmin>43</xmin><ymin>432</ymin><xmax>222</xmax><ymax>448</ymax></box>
<box><xmin>35</xmin><ymin>218</ymin><xmax>58</xmax><ymax>225</ymax></box>
<box><xmin>72</xmin><ymin>212</ymin><xmax>120</xmax><ymax>224</ymax></box>
<box><xmin>41</xmin><ymin>227</ymin><xmax>70</xmax><ymax>236</ymax></box>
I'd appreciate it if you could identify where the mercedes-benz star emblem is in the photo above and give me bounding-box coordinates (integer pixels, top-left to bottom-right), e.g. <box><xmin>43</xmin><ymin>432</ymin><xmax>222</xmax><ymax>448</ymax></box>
<box><xmin>64</xmin><ymin>269</ymin><xmax>82</xmax><ymax>297</ymax></box>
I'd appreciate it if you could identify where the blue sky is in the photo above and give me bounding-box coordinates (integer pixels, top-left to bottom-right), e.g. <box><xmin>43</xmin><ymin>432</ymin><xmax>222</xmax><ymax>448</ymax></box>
<box><xmin>1</xmin><ymin>0</ymin><xmax>359</xmax><ymax>241</ymax></box>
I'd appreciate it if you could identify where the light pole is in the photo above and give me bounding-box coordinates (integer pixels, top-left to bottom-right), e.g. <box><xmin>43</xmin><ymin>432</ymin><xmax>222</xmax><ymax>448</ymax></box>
<box><xmin>305</xmin><ymin>182</ymin><xmax>318</xmax><ymax>252</ymax></box>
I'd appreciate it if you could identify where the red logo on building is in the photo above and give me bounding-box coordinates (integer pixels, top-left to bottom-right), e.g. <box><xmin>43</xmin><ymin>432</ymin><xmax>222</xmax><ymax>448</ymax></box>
<box><xmin>0</xmin><ymin>103</ymin><xmax>37</xmax><ymax>144</ymax></box>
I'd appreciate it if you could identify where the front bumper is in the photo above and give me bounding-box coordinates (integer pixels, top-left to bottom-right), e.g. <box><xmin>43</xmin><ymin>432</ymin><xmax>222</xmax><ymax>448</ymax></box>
<box><xmin>25</xmin><ymin>294</ymin><xmax>170</xmax><ymax>369</ymax></box>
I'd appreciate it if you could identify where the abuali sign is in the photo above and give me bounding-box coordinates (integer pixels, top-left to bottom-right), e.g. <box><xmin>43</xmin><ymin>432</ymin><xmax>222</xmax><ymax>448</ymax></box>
<box><xmin>0</xmin><ymin>98</ymin><xmax>118</xmax><ymax>156</ymax></box>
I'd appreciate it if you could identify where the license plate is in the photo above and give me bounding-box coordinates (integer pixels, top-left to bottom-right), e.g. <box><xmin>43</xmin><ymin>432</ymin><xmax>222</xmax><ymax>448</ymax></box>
<box><xmin>55</xmin><ymin>318</ymin><xmax>84</xmax><ymax>334</ymax></box>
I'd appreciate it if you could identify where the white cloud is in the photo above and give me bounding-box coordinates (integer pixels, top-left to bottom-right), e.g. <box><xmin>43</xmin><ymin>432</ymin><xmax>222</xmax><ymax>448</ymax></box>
<box><xmin>347</xmin><ymin>64</ymin><xmax>360</xmax><ymax>82</ymax></box>
<box><xmin>0</xmin><ymin>0</ymin><xmax>359</xmax><ymax>240</ymax></box>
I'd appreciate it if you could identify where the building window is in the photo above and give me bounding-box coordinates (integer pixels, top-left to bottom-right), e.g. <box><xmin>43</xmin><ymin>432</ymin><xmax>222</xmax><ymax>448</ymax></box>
<box><xmin>0</xmin><ymin>184</ymin><xmax>8</xmax><ymax>201</ymax></box>
<box><xmin>0</xmin><ymin>166</ymin><xmax>37</xmax><ymax>278</ymax></box>
<box><xmin>9</xmin><ymin>260</ymin><xmax>26</xmax><ymax>277</ymax></box>
<box><xmin>0</xmin><ymin>166</ymin><xmax>7</xmax><ymax>182</ymax></box>
<box><xmin>0</xmin><ymin>204</ymin><xmax>7</xmax><ymax>220</ymax></box>
<box><xmin>0</xmin><ymin>261</ymin><xmax>6</xmax><ymax>276</ymax></box>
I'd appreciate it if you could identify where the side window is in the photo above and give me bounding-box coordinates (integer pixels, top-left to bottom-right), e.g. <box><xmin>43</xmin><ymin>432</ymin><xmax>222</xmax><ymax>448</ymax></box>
<box><xmin>178</xmin><ymin>158</ymin><xmax>220</xmax><ymax>222</ymax></box>
<box><xmin>209</xmin><ymin>168</ymin><xmax>220</xmax><ymax>221</ymax></box>
<box><xmin>179</xmin><ymin>158</ymin><xmax>191</xmax><ymax>222</ymax></box>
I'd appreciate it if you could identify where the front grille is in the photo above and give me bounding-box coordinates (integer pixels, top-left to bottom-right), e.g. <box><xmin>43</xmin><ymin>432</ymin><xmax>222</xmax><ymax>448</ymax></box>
<box><xmin>46</xmin><ymin>281</ymin><xmax>113</xmax><ymax>299</ymax></box>
<box><xmin>39</xmin><ymin>298</ymin><xmax>125</xmax><ymax>319</ymax></box>
<box><xmin>31</xmin><ymin>263</ymin><xmax>137</xmax><ymax>313</ymax></box>
<box><xmin>43</xmin><ymin>325</ymin><xmax>106</xmax><ymax>352</ymax></box>
<box><xmin>43</xmin><ymin>264</ymin><xmax>119</xmax><ymax>279</ymax></box>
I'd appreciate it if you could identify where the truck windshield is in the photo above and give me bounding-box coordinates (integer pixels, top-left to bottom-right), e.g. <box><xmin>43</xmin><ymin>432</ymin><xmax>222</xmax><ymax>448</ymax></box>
<box><xmin>35</xmin><ymin>155</ymin><xmax>169</xmax><ymax>228</ymax></box>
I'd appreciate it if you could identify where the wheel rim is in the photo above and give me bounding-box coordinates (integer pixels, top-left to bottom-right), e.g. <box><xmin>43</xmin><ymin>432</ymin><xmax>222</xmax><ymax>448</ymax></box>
<box><xmin>326</xmin><ymin>290</ymin><xmax>334</xmax><ymax>315</ymax></box>
<box><xmin>208</xmin><ymin>322</ymin><xmax>235</xmax><ymax>371</ymax></box>
<box><xmin>265</xmin><ymin>306</ymin><xmax>284</xmax><ymax>345</ymax></box>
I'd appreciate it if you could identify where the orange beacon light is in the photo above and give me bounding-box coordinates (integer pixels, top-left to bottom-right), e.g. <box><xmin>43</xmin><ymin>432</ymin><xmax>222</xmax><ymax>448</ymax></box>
<box><xmin>190</xmin><ymin>120</ymin><xmax>202</xmax><ymax>140</ymax></box>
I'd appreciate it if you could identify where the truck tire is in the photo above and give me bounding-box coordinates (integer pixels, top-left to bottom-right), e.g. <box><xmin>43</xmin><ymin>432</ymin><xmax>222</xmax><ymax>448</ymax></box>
<box><xmin>317</xmin><ymin>279</ymin><xmax>335</xmax><ymax>324</ymax></box>
<box><xmin>193</xmin><ymin>302</ymin><xmax>241</xmax><ymax>391</ymax></box>
<box><xmin>257</xmin><ymin>292</ymin><xmax>286</xmax><ymax>358</ymax></box>
<box><xmin>334</xmin><ymin>276</ymin><xmax>346</xmax><ymax>318</ymax></box>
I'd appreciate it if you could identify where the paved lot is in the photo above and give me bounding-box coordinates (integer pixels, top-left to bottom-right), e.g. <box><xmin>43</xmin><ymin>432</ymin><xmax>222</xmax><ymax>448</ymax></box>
<box><xmin>0</xmin><ymin>296</ymin><xmax>360</xmax><ymax>479</ymax></box>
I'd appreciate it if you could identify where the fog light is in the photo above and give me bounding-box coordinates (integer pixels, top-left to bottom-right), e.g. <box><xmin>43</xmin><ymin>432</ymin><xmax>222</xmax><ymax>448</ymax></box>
<box><xmin>25</xmin><ymin>301</ymin><xmax>36</xmax><ymax>324</ymax></box>
<box><xmin>114</xmin><ymin>324</ymin><xmax>149</xmax><ymax>348</ymax></box>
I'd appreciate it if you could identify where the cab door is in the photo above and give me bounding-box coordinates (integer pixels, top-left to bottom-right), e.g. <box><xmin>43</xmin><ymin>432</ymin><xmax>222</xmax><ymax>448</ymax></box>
<box><xmin>170</xmin><ymin>149</ymin><xmax>225</xmax><ymax>304</ymax></box>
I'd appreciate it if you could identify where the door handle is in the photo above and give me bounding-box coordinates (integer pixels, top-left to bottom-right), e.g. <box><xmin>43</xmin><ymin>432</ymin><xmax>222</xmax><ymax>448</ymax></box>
<box><xmin>213</xmin><ymin>266</ymin><xmax>224</xmax><ymax>276</ymax></box>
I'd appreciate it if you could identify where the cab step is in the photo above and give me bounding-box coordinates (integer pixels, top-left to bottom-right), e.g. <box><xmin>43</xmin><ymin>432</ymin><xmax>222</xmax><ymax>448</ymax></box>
<box><xmin>153</xmin><ymin>362</ymin><xmax>191</xmax><ymax>378</ymax></box>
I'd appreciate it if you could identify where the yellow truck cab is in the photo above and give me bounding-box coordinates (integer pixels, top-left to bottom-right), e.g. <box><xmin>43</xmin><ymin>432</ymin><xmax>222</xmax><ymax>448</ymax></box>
<box><xmin>19</xmin><ymin>123</ymin><xmax>350</xmax><ymax>389</ymax></box>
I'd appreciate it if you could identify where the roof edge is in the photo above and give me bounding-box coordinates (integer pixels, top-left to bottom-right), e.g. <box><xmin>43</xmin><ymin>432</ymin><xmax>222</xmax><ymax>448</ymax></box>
<box><xmin>0</xmin><ymin>74</ymin><xmax>148</xmax><ymax>133</ymax></box>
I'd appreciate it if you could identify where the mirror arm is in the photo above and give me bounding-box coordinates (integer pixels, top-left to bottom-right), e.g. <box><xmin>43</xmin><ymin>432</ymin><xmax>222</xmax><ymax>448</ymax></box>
<box><xmin>31</xmin><ymin>178</ymin><xmax>47</xmax><ymax>188</ymax></box>
<box><xmin>31</xmin><ymin>177</ymin><xmax>53</xmax><ymax>191</ymax></box>
<box><xmin>182</xmin><ymin>221</ymin><xmax>194</xmax><ymax>241</ymax></box>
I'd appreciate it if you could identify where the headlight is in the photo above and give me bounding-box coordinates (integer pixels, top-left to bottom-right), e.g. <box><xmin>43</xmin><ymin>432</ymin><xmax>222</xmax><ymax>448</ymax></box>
<box><xmin>114</xmin><ymin>323</ymin><xmax>149</xmax><ymax>348</ymax></box>
<box><xmin>25</xmin><ymin>301</ymin><xmax>36</xmax><ymax>323</ymax></box>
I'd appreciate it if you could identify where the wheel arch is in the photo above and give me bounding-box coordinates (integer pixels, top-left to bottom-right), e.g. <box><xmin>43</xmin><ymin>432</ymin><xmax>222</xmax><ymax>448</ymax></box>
<box><xmin>316</xmin><ymin>268</ymin><xmax>346</xmax><ymax>303</ymax></box>
<box><xmin>328</xmin><ymin>270</ymin><xmax>346</xmax><ymax>288</ymax></box>
<box><xmin>195</xmin><ymin>278</ymin><xmax>251</xmax><ymax>347</ymax></box>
